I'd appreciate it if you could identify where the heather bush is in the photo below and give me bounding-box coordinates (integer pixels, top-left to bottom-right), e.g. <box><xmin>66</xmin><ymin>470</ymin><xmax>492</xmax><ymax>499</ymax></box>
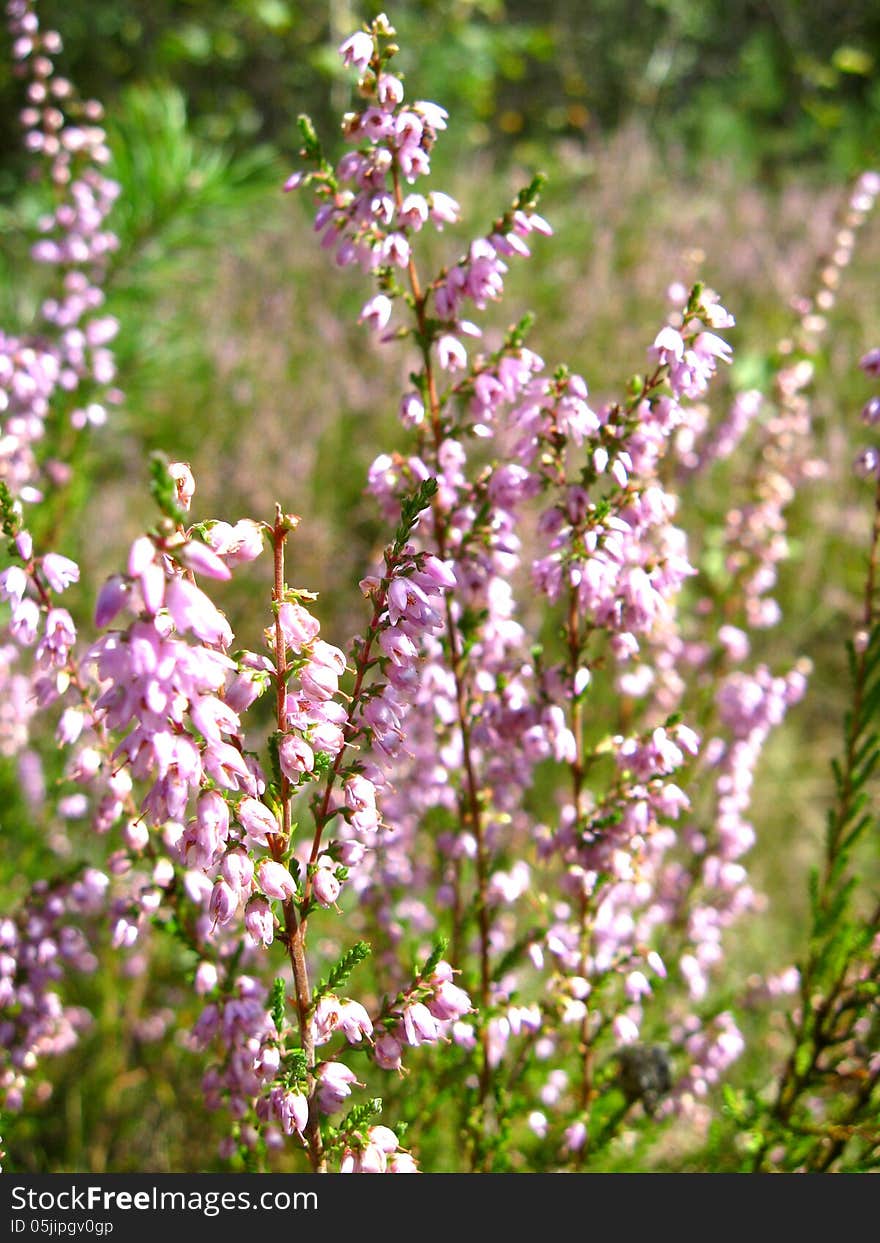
<box><xmin>1</xmin><ymin>6</ymin><xmax>878</xmax><ymax>1173</ymax></box>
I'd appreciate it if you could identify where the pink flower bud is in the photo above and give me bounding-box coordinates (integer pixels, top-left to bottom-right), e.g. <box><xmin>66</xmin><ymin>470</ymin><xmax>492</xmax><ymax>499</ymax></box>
<box><xmin>315</xmin><ymin>1061</ymin><xmax>360</xmax><ymax>1113</ymax></box>
<box><xmin>257</xmin><ymin>859</ymin><xmax>297</xmax><ymax>901</ymax></box>
<box><xmin>244</xmin><ymin>896</ymin><xmax>274</xmax><ymax>947</ymax></box>
<box><xmin>312</xmin><ymin>857</ymin><xmax>341</xmax><ymax>907</ymax></box>
<box><xmin>427</xmin><ymin>979</ymin><xmax>472</xmax><ymax>1021</ymax></box>
<box><xmin>237</xmin><ymin>797</ymin><xmax>278</xmax><ymax>845</ymax></box>
<box><xmin>253</xmin><ymin>1044</ymin><xmax>281</xmax><ymax>1080</ymax></box>
<box><xmin>221</xmin><ymin>846</ymin><xmax>254</xmax><ymax>894</ymax></box>
<box><xmin>179</xmin><ymin>540</ymin><xmax>232</xmax><ymax>581</ymax></box>
<box><xmin>340</xmin><ymin>1000</ymin><xmax>373</xmax><ymax>1044</ymax></box>
<box><xmin>402</xmin><ymin>1001</ymin><xmax>439</xmax><ymax>1046</ymax></box>
<box><xmin>274</xmin><ymin>1088</ymin><xmax>309</xmax><ymax>1136</ymax></box>
<box><xmin>374</xmin><ymin>1031</ymin><xmax>403</xmax><ymax>1070</ymax></box>
<box><xmin>209</xmin><ymin>879</ymin><xmax>238</xmax><ymax>927</ymax></box>
<box><xmin>279</xmin><ymin>733</ymin><xmax>315</xmax><ymax>779</ymax></box>
<box><xmin>95</xmin><ymin>574</ymin><xmax>129</xmax><ymax>627</ymax></box>
<box><xmin>128</xmin><ymin>535</ymin><xmax>155</xmax><ymax>577</ymax></box>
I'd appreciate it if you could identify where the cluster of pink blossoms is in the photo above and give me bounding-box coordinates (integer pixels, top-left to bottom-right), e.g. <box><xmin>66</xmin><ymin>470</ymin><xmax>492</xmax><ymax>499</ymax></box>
<box><xmin>280</xmin><ymin>14</ymin><xmax>879</xmax><ymax>1164</ymax></box>
<box><xmin>0</xmin><ymin>0</ymin><xmax>126</xmax><ymax>1120</ymax></box>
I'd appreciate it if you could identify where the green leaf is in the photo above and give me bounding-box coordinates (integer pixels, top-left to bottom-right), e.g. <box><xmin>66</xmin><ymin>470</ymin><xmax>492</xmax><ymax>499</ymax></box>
<box><xmin>314</xmin><ymin>941</ymin><xmax>372</xmax><ymax>1001</ymax></box>
<box><xmin>270</xmin><ymin>976</ymin><xmax>286</xmax><ymax>1035</ymax></box>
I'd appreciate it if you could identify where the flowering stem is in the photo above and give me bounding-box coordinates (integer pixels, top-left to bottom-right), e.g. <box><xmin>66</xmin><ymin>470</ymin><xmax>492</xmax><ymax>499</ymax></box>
<box><xmin>302</xmin><ymin>591</ymin><xmax>386</xmax><ymax>902</ymax></box>
<box><xmin>270</xmin><ymin>508</ymin><xmax>325</xmax><ymax>1173</ymax></box>
<box><xmin>390</xmin><ymin>165</ymin><xmax>494</xmax><ymax>1140</ymax></box>
<box><xmin>566</xmin><ymin>583</ymin><xmax>595</xmax><ymax>1165</ymax></box>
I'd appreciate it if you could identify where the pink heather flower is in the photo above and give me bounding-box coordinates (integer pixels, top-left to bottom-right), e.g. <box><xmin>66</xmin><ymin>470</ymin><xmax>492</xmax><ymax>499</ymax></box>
<box><xmin>94</xmin><ymin>574</ymin><xmax>129</xmax><ymax>627</ymax></box>
<box><xmin>220</xmin><ymin>846</ymin><xmax>255</xmax><ymax>894</ymax></box>
<box><xmin>650</xmin><ymin>326</ymin><xmax>685</xmax><ymax>365</ymax></box>
<box><xmin>244</xmin><ymin>896</ymin><xmax>274</xmax><ymax>947</ymax></box>
<box><xmin>10</xmin><ymin>597</ymin><xmax>39</xmax><ymax>644</ymax></box>
<box><xmin>625</xmin><ymin>971</ymin><xmax>652</xmax><ymax>1002</ymax></box>
<box><xmin>647</xmin><ymin>951</ymin><xmax>667</xmax><ymax>979</ymax></box>
<box><xmin>399</xmin><ymin>193</ymin><xmax>428</xmax><ymax>230</ymax></box>
<box><xmin>178</xmin><ymin>539</ymin><xmax>232</xmax><ymax>581</ymax></box>
<box><xmin>300</xmin><ymin>661</ymin><xmax>339</xmax><ymax>701</ymax></box>
<box><xmin>402</xmin><ymin>1002</ymin><xmax>440</xmax><ymax>1047</ymax></box>
<box><xmin>0</xmin><ymin>565</ymin><xmax>28</xmax><ymax>602</ymax></box>
<box><xmin>427</xmin><ymin>979</ymin><xmax>472</xmax><ymax>1021</ymax></box>
<box><xmin>416</xmin><ymin>554</ymin><xmax>457</xmax><ymax>590</ymax></box>
<box><xmin>399</xmin><ymin>392</ymin><xmax>425</xmax><ymax>427</ymax></box>
<box><xmin>168</xmin><ymin>461</ymin><xmax>195</xmax><ymax>511</ymax></box>
<box><xmin>165</xmin><ymin>578</ymin><xmax>233</xmax><ymax>647</ymax></box>
<box><xmin>377</xmin><ymin>73</ymin><xmax>404</xmax><ymax>107</ymax></box>
<box><xmin>344</xmin><ymin>773</ymin><xmax>380</xmax><ymax>832</ymax></box>
<box><xmin>383</xmin><ymin>233</ymin><xmax>411</xmax><ymax>268</ymax></box>
<box><xmin>427</xmin><ymin>191</ymin><xmax>460</xmax><ymax>227</ymax></box>
<box><xmin>359</xmin><ymin>294</ymin><xmax>393</xmax><ymax>333</ymax></box>
<box><xmin>413</xmin><ymin>100</ymin><xmax>448</xmax><ymax>130</ymax></box>
<box><xmin>859</xmin><ymin>347</ymin><xmax>880</xmax><ymax>376</ymax></box>
<box><xmin>41</xmin><ymin>552</ymin><xmax>79</xmax><ymax>593</ymax></box>
<box><xmin>253</xmin><ymin>1044</ymin><xmax>281</xmax><ymax>1080</ymax></box>
<box><xmin>437</xmin><ymin>335</ymin><xmax>467</xmax><ymax>372</ymax></box>
<box><xmin>339</xmin><ymin>1000</ymin><xmax>373</xmax><ymax>1044</ymax></box>
<box><xmin>215</xmin><ymin>519</ymin><xmax>264</xmax><ymax>564</ymax></box>
<box><xmin>315</xmin><ymin>1061</ymin><xmax>360</xmax><ymax>1113</ymax></box>
<box><xmin>278</xmin><ymin>733</ymin><xmax>315</xmax><ymax>779</ymax></box>
<box><xmin>313</xmin><ymin>995</ymin><xmax>343</xmax><ymax>1044</ymax></box>
<box><xmin>257</xmin><ymin>859</ymin><xmax>298</xmax><ymax>901</ymax></box>
<box><xmin>311</xmin><ymin>639</ymin><xmax>346</xmax><ymax>675</ymax></box>
<box><xmin>277</xmin><ymin>601</ymin><xmax>320</xmax><ymax>651</ymax></box>
<box><xmin>693</xmin><ymin>331</ymin><xmax>733</xmax><ymax>366</ymax></box>
<box><xmin>237</xmin><ymin>797</ymin><xmax>278</xmax><ymax>845</ymax></box>
<box><xmin>312</xmin><ymin>857</ymin><xmax>341</xmax><ymax>907</ymax></box>
<box><xmin>339</xmin><ymin>30</ymin><xmax>373</xmax><ymax>73</ymax></box>
<box><xmin>374</xmin><ymin>1031</ymin><xmax>403</xmax><ymax>1070</ymax></box>
<box><xmin>37</xmin><ymin>607</ymin><xmax>76</xmax><ymax>666</ymax></box>
<box><xmin>127</xmin><ymin>535</ymin><xmax>155</xmax><ymax>577</ymax></box>
<box><xmin>275</xmin><ymin>1088</ymin><xmax>309</xmax><ymax>1137</ymax></box>
<box><xmin>613</xmin><ymin>1014</ymin><xmax>640</xmax><ymax>1045</ymax></box>
<box><xmin>209</xmin><ymin>879</ymin><xmax>238</xmax><ymax>928</ymax></box>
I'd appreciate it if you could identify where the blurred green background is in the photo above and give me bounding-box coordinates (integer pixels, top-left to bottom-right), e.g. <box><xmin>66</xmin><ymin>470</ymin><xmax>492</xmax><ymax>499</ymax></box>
<box><xmin>2</xmin><ymin>0</ymin><xmax>880</xmax><ymax>1170</ymax></box>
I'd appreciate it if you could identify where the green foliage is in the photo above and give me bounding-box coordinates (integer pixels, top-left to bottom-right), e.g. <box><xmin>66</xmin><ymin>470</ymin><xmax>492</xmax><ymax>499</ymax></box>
<box><xmin>313</xmin><ymin>941</ymin><xmax>372</xmax><ymax>1002</ymax></box>
<box><xmin>392</xmin><ymin>478</ymin><xmax>439</xmax><ymax>553</ymax></box>
<box><xmin>270</xmin><ymin>976</ymin><xmax>286</xmax><ymax>1034</ymax></box>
